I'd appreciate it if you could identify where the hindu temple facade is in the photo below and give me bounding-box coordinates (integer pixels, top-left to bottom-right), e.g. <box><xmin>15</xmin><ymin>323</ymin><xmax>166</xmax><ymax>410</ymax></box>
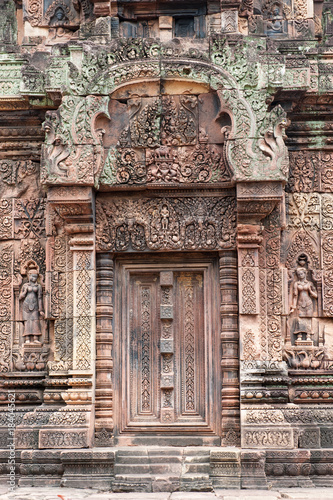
<box><xmin>1</xmin><ymin>0</ymin><xmax>333</xmax><ymax>490</ymax></box>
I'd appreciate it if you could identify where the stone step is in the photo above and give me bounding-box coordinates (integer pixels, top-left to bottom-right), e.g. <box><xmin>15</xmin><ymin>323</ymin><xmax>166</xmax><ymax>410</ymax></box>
<box><xmin>181</xmin><ymin>473</ymin><xmax>211</xmax><ymax>481</ymax></box>
<box><xmin>114</xmin><ymin>464</ymin><xmax>151</xmax><ymax>475</ymax></box>
<box><xmin>114</xmin><ymin>463</ymin><xmax>183</xmax><ymax>475</ymax></box>
<box><xmin>116</xmin><ymin>449</ymin><xmax>149</xmax><ymax>457</ymax></box>
<box><xmin>180</xmin><ymin>474</ymin><xmax>213</xmax><ymax>492</ymax></box>
<box><xmin>183</xmin><ymin>463</ymin><xmax>211</xmax><ymax>474</ymax></box>
<box><xmin>116</xmin><ymin>455</ymin><xmax>182</xmax><ymax>464</ymax></box>
<box><xmin>184</xmin><ymin>456</ymin><xmax>210</xmax><ymax>464</ymax></box>
<box><xmin>112</xmin><ymin>474</ymin><xmax>152</xmax><ymax>493</ymax></box>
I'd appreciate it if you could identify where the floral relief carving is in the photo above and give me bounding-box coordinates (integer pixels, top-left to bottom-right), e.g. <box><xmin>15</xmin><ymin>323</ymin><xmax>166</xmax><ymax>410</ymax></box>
<box><xmin>0</xmin><ymin>244</ymin><xmax>13</xmax><ymax>373</ymax></box>
<box><xmin>74</xmin><ymin>251</ymin><xmax>92</xmax><ymax>371</ymax></box>
<box><xmin>287</xmin><ymin>151</ymin><xmax>319</xmax><ymax>193</ymax></box>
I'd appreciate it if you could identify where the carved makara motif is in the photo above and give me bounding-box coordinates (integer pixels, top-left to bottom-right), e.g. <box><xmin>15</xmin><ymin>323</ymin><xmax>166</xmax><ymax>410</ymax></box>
<box><xmin>12</xmin><ymin>346</ymin><xmax>49</xmax><ymax>372</ymax></box>
<box><xmin>96</xmin><ymin>195</ymin><xmax>236</xmax><ymax>252</ymax></box>
<box><xmin>41</xmin><ymin>96</ymin><xmax>110</xmax><ymax>186</ymax></box>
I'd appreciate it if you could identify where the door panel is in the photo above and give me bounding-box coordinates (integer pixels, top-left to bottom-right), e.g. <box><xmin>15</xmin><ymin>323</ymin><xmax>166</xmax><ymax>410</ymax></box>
<box><xmin>115</xmin><ymin>257</ymin><xmax>220</xmax><ymax>440</ymax></box>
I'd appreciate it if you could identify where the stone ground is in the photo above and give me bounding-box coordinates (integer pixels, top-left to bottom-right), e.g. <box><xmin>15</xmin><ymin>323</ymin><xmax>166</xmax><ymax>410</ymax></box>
<box><xmin>2</xmin><ymin>487</ymin><xmax>333</xmax><ymax>500</ymax></box>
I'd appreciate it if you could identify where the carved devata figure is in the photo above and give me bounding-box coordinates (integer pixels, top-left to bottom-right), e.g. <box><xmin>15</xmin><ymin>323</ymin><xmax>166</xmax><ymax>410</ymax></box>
<box><xmin>19</xmin><ymin>263</ymin><xmax>45</xmax><ymax>344</ymax></box>
<box><xmin>289</xmin><ymin>255</ymin><xmax>317</xmax><ymax>345</ymax></box>
<box><xmin>284</xmin><ymin>254</ymin><xmax>325</xmax><ymax>369</ymax></box>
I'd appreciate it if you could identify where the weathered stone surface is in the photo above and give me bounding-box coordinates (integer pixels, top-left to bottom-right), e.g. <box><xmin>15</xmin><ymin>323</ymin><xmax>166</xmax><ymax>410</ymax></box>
<box><xmin>2</xmin><ymin>0</ymin><xmax>333</xmax><ymax>491</ymax></box>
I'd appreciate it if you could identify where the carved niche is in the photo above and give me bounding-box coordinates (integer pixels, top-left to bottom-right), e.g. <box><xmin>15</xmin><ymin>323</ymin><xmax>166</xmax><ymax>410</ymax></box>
<box><xmin>12</xmin><ymin>260</ymin><xmax>49</xmax><ymax>372</ymax></box>
<box><xmin>24</xmin><ymin>0</ymin><xmax>93</xmax><ymax>28</ymax></box>
<box><xmin>284</xmin><ymin>251</ymin><xmax>325</xmax><ymax>370</ymax></box>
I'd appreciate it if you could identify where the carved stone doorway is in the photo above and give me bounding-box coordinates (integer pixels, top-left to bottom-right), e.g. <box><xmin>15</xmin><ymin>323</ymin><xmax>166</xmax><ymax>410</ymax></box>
<box><xmin>114</xmin><ymin>255</ymin><xmax>221</xmax><ymax>445</ymax></box>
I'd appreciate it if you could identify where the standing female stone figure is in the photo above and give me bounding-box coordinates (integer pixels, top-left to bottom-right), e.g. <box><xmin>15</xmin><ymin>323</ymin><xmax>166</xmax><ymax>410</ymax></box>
<box><xmin>19</xmin><ymin>268</ymin><xmax>44</xmax><ymax>343</ymax></box>
<box><xmin>290</xmin><ymin>266</ymin><xmax>317</xmax><ymax>342</ymax></box>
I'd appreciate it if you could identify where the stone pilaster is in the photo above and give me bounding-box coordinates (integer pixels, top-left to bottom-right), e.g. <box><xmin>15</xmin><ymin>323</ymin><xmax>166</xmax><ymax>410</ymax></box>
<box><xmin>40</xmin><ymin>186</ymin><xmax>95</xmax><ymax>449</ymax></box>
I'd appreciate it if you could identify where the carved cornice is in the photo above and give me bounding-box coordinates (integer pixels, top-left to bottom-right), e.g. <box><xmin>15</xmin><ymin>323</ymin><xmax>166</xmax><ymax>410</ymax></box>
<box><xmin>47</xmin><ymin>187</ymin><xmax>94</xmax><ymax>250</ymax></box>
<box><xmin>237</xmin><ymin>181</ymin><xmax>284</xmax><ymax>224</ymax></box>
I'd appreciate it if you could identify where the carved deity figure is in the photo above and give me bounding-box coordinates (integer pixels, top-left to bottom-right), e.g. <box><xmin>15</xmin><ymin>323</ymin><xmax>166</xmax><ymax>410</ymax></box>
<box><xmin>267</xmin><ymin>6</ymin><xmax>283</xmax><ymax>33</ymax></box>
<box><xmin>19</xmin><ymin>268</ymin><xmax>44</xmax><ymax>343</ymax></box>
<box><xmin>290</xmin><ymin>266</ymin><xmax>317</xmax><ymax>343</ymax></box>
<box><xmin>50</xmin><ymin>6</ymin><xmax>69</xmax><ymax>26</ymax></box>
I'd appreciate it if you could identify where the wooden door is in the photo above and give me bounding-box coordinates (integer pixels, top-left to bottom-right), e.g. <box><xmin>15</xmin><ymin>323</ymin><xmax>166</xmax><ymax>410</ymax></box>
<box><xmin>115</xmin><ymin>258</ymin><xmax>220</xmax><ymax>444</ymax></box>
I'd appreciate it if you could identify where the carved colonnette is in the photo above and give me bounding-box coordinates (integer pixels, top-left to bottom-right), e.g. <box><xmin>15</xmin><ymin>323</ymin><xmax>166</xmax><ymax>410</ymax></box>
<box><xmin>95</xmin><ymin>252</ymin><xmax>114</xmax><ymax>446</ymax></box>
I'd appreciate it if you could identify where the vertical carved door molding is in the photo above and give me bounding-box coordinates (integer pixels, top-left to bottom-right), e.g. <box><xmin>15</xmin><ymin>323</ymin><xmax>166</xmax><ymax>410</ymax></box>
<box><xmin>95</xmin><ymin>252</ymin><xmax>114</xmax><ymax>446</ymax></box>
<box><xmin>219</xmin><ymin>251</ymin><xmax>240</xmax><ymax>446</ymax></box>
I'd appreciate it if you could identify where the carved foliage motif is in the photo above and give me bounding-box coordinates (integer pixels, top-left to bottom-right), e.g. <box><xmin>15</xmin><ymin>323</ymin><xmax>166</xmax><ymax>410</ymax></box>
<box><xmin>322</xmin><ymin>232</ymin><xmax>333</xmax><ymax>316</ymax></box>
<box><xmin>140</xmin><ymin>286</ymin><xmax>152</xmax><ymax>412</ymax></box>
<box><xmin>243</xmin><ymin>429</ymin><xmax>293</xmax><ymax>447</ymax></box>
<box><xmin>261</xmin><ymin>208</ymin><xmax>283</xmax><ymax>362</ymax></box>
<box><xmin>14</xmin><ymin>199</ymin><xmax>46</xmax><ymax>239</ymax></box>
<box><xmin>24</xmin><ymin>0</ymin><xmax>43</xmax><ymax>27</ymax></box>
<box><xmin>64</xmin><ymin>50</ymin><xmax>289</xmax><ymax>181</ymax></box>
<box><xmin>287</xmin><ymin>150</ymin><xmax>333</xmax><ymax>193</ymax></box>
<box><xmin>101</xmin><ymin>144</ymin><xmax>230</xmax><ymax>187</ymax></box>
<box><xmin>48</xmin><ymin>233</ymin><xmax>73</xmax><ymax>371</ymax></box>
<box><xmin>0</xmin><ymin>245</ymin><xmax>13</xmax><ymax>372</ymax></box>
<box><xmin>146</xmin><ymin>145</ymin><xmax>230</xmax><ymax>185</ymax></box>
<box><xmin>287</xmin><ymin>151</ymin><xmax>319</xmax><ymax>193</ymax></box>
<box><xmin>239</xmin><ymin>248</ymin><xmax>258</xmax><ymax>315</ymax></box>
<box><xmin>74</xmin><ymin>251</ymin><xmax>92</xmax><ymax>370</ymax></box>
<box><xmin>0</xmin><ymin>160</ymin><xmax>38</xmax><ymax>189</ymax></box>
<box><xmin>161</xmin><ymin>96</ymin><xmax>197</xmax><ymax>146</ymax></box>
<box><xmin>0</xmin><ymin>199</ymin><xmax>12</xmax><ymax>240</ymax></box>
<box><xmin>286</xmin><ymin>192</ymin><xmax>333</xmax><ymax>231</ymax></box>
<box><xmin>183</xmin><ymin>280</ymin><xmax>195</xmax><ymax>412</ymax></box>
<box><xmin>242</xmin><ymin>329</ymin><xmax>258</xmax><ymax>362</ymax></box>
<box><xmin>96</xmin><ymin>195</ymin><xmax>236</xmax><ymax>252</ymax></box>
<box><xmin>287</xmin><ymin>193</ymin><xmax>320</xmax><ymax>230</ymax></box>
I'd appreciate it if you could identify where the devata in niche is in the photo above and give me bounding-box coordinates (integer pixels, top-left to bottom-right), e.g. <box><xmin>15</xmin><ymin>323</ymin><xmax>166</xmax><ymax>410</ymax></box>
<box><xmin>289</xmin><ymin>255</ymin><xmax>317</xmax><ymax>345</ymax></box>
<box><xmin>19</xmin><ymin>264</ymin><xmax>45</xmax><ymax>344</ymax></box>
